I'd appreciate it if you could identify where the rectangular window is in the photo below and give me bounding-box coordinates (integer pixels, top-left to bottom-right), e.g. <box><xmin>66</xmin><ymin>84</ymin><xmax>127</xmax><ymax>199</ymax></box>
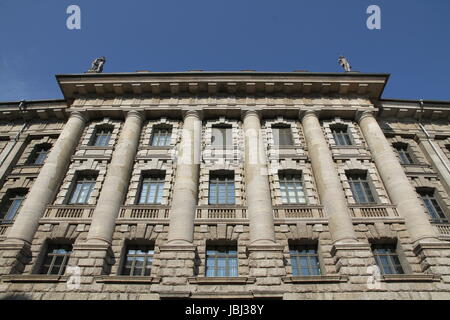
<box><xmin>272</xmin><ymin>126</ymin><xmax>293</xmax><ymax>146</ymax></box>
<box><xmin>289</xmin><ymin>244</ymin><xmax>321</xmax><ymax>276</ymax></box>
<box><xmin>121</xmin><ymin>245</ymin><xmax>154</xmax><ymax>276</ymax></box>
<box><xmin>347</xmin><ymin>173</ymin><xmax>376</xmax><ymax>203</ymax></box>
<box><xmin>419</xmin><ymin>190</ymin><xmax>447</xmax><ymax>222</ymax></box>
<box><xmin>331</xmin><ymin>125</ymin><xmax>353</xmax><ymax>146</ymax></box>
<box><xmin>209</xmin><ymin>173</ymin><xmax>235</xmax><ymax>205</ymax></box>
<box><xmin>372</xmin><ymin>244</ymin><xmax>404</xmax><ymax>275</ymax></box>
<box><xmin>211</xmin><ymin>126</ymin><xmax>232</xmax><ymax>149</ymax></box>
<box><xmin>205</xmin><ymin>245</ymin><xmax>238</xmax><ymax>277</ymax></box>
<box><xmin>30</xmin><ymin>145</ymin><xmax>51</xmax><ymax>165</ymax></box>
<box><xmin>40</xmin><ymin>244</ymin><xmax>72</xmax><ymax>275</ymax></box>
<box><xmin>91</xmin><ymin>128</ymin><xmax>112</xmax><ymax>147</ymax></box>
<box><xmin>279</xmin><ymin>173</ymin><xmax>306</xmax><ymax>204</ymax></box>
<box><xmin>150</xmin><ymin>127</ymin><xmax>172</xmax><ymax>146</ymax></box>
<box><xmin>69</xmin><ymin>176</ymin><xmax>96</xmax><ymax>204</ymax></box>
<box><xmin>138</xmin><ymin>176</ymin><xmax>165</xmax><ymax>204</ymax></box>
<box><xmin>1</xmin><ymin>191</ymin><xmax>26</xmax><ymax>222</ymax></box>
<box><xmin>394</xmin><ymin>144</ymin><xmax>413</xmax><ymax>165</ymax></box>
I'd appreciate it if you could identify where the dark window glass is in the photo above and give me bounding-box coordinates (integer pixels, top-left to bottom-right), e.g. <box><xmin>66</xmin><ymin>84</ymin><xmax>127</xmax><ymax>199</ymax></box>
<box><xmin>372</xmin><ymin>244</ymin><xmax>404</xmax><ymax>275</ymax></box>
<box><xmin>211</xmin><ymin>126</ymin><xmax>232</xmax><ymax>149</ymax></box>
<box><xmin>121</xmin><ymin>245</ymin><xmax>154</xmax><ymax>276</ymax></box>
<box><xmin>40</xmin><ymin>244</ymin><xmax>72</xmax><ymax>275</ymax></box>
<box><xmin>1</xmin><ymin>190</ymin><xmax>27</xmax><ymax>222</ymax></box>
<box><xmin>90</xmin><ymin>127</ymin><xmax>112</xmax><ymax>146</ymax></box>
<box><xmin>69</xmin><ymin>176</ymin><xmax>96</xmax><ymax>204</ymax></box>
<box><xmin>418</xmin><ymin>189</ymin><xmax>447</xmax><ymax>222</ymax></box>
<box><xmin>29</xmin><ymin>144</ymin><xmax>51</xmax><ymax>165</ymax></box>
<box><xmin>289</xmin><ymin>244</ymin><xmax>321</xmax><ymax>276</ymax></box>
<box><xmin>138</xmin><ymin>175</ymin><xmax>165</xmax><ymax>204</ymax></box>
<box><xmin>347</xmin><ymin>173</ymin><xmax>376</xmax><ymax>203</ymax></box>
<box><xmin>279</xmin><ymin>173</ymin><xmax>306</xmax><ymax>204</ymax></box>
<box><xmin>272</xmin><ymin>126</ymin><xmax>293</xmax><ymax>146</ymax></box>
<box><xmin>150</xmin><ymin>127</ymin><xmax>172</xmax><ymax>146</ymax></box>
<box><xmin>206</xmin><ymin>245</ymin><xmax>238</xmax><ymax>277</ymax></box>
<box><xmin>393</xmin><ymin>143</ymin><xmax>413</xmax><ymax>165</ymax></box>
<box><xmin>209</xmin><ymin>173</ymin><xmax>235</xmax><ymax>204</ymax></box>
<box><xmin>331</xmin><ymin>125</ymin><xmax>353</xmax><ymax>146</ymax></box>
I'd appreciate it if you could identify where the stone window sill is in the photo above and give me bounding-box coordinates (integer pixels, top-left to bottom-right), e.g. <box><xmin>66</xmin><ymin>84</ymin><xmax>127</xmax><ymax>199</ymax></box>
<box><xmin>2</xmin><ymin>274</ymin><xmax>68</xmax><ymax>283</ymax></box>
<box><xmin>381</xmin><ymin>274</ymin><xmax>441</xmax><ymax>282</ymax></box>
<box><xmin>140</xmin><ymin>146</ymin><xmax>172</xmax><ymax>150</ymax></box>
<box><xmin>283</xmin><ymin>275</ymin><xmax>348</xmax><ymax>283</ymax></box>
<box><xmin>188</xmin><ymin>277</ymin><xmax>256</xmax><ymax>284</ymax></box>
<box><xmin>78</xmin><ymin>146</ymin><xmax>113</xmax><ymax>150</ymax></box>
<box><xmin>95</xmin><ymin>276</ymin><xmax>161</xmax><ymax>284</ymax></box>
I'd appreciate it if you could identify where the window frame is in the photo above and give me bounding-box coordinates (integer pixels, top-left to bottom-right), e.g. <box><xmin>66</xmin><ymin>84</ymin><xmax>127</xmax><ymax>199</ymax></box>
<box><xmin>289</xmin><ymin>244</ymin><xmax>321</xmax><ymax>276</ymax></box>
<box><xmin>121</xmin><ymin>244</ymin><xmax>154</xmax><ymax>277</ymax></box>
<box><xmin>89</xmin><ymin>126</ymin><xmax>113</xmax><ymax>147</ymax></box>
<box><xmin>68</xmin><ymin>174</ymin><xmax>97</xmax><ymax>205</ymax></box>
<box><xmin>330</xmin><ymin>124</ymin><xmax>353</xmax><ymax>146</ymax></box>
<box><xmin>40</xmin><ymin>244</ymin><xmax>72</xmax><ymax>276</ymax></box>
<box><xmin>28</xmin><ymin>143</ymin><xmax>51</xmax><ymax>165</ymax></box>
<box><xmin>0</xmin><ymin>190</ymin><xmax>27</xmax><ymax>222</ymax></box>
<box><xmin>205</xmin><ymin>245</ymin><xmax>238</xmax><ymax>277</ymax></box>
<box><xmin>371</xmin><ymin>243</ymin><xmax>404</xmax><ymax>275</ymax></box>
<box><xmin>272</xmin><ymin>125</ymin><xmax>294</xmax><ymax>147</ymax></box>
<box><xmin>346</xmin><ymin>172</ymin><xmax>377</xmax><ymax>204</ymax></box>
<box><xmin>279</xmin><ymin>172</ymin><xmax>307</xmax><ymax>204</ymax></box>
<box><xmin>211</xmin><ymin>125</ymin><xmax>232</xmax><ymax>150</ymax></box>
<box><xmin>137</xmin><ymin>174</ymin><xmax>165</xmax><ymax>204</ymax></box>
<box><xmin>150</xmin><ymin>126</ymin><xmax>172</xmax><ymax>147</ymax></box>
<box><xmin>208</xmin><ymin>172</ymin><xmax>235</xmax><ymax>205</ymax></box>
<box><xmin>393</xmin><ymin>143</ymin><xmax>414</xmax><ymax>165</ymax></box>
<box><xmin>418</xmin><ymin>188</ymin><xmax>447</xmax><ymax>222</ymax></box>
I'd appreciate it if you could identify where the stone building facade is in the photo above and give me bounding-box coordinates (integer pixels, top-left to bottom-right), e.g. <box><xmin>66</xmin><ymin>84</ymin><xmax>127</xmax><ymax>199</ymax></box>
<box><xmin>0</xmin><ymin>71</ymin><xmax>449</xmax><ymax>300</ymax></box>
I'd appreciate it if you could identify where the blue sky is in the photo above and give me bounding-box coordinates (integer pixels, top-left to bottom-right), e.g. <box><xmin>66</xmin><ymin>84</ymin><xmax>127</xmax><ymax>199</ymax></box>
<box><xmin>1</xmin><ymin>0</ymin><xmax>449</xmax><ymax>101</ymax></box>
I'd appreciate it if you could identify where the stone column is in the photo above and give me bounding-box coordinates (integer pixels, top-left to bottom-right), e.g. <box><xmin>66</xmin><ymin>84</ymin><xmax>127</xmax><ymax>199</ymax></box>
<box><xmin>301</xmin><ymin>110</ymin><xmax>357</xmax><ymax>244</ymax></box>
<box><xmin>243</xmin><ymin>110</ymin><xmax>276</xmax><ymax>245</ymax></box>
<box><xmin>0</xmin><ymin>111</ymin><xmax>87</xmax><ymax>274</ymax></box>
<box><xmin>159</xmin><ymin>110</ymin><xmax>201</xmax><ymax>288</ymax></box>
<box><xmin>166</xmin><ymin>110</ymin><xmax>202</xmax><ymax>245</ymax></box>
<box><xmin>415</xmin><ymin>134</ymin><xmax>450</xmax><ymax>195</ymax></box>
<box><xmin>5</xmin><ymin>111</ymin><xmax>87</xmax><ymax>245</ymax></box>
<box><xmin>86</xmin><ymin>110</ymin><xmax>144</xmax><ymax>245</ymax></box>
<box><xmin>358</xmin><ymin>111</ymin><xmax>438</xmax><ymax>243</ymax></box>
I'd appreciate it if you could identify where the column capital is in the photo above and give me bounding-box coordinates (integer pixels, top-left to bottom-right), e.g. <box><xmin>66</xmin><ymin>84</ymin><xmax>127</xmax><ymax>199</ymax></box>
<box><xmin>241</xmin><ymin>109</ymin><xmax>262</xmax><ymax>121</ymax></box>
<box><xmin>70</xmin><ymin>111</ymin><xmax>89</xmax><ymax>123</ymax></box>
<box><xmin>355</xmin><ymin>110</ymin><xmax>375</xmax><ymax>123</ymax></box>
<box><xmin>182</xmin><ymin>109</ymin><xmax>203</xmax><ymax>120</ymax></box>
<box><xmin>126</xmin><ymin>110</ymin><xmax>145</xmax><ymax>122</ymax></box>
<box><xmin>299</xmin><ymin>109</ymin><xmax>320</xmax><ymax>121</ymax></box>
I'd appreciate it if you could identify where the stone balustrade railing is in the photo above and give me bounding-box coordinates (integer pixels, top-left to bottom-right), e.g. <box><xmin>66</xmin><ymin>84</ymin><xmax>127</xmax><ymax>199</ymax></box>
<box><xmin>43</xmin><ymin>205</ymin><xmax>95</xmax><ymax>219</ymax></box>
<box><xmin>273</xmin><ymin>205</ymin><xmax>324</xmax><ymax>219</ymax></box>
<box><xmin>349</xmin><ymin>204</ymin><xmax>399</xmax><ymax>218</ymax></box>
<box><xmin>196</xmin><ymin>206</ymin><xmax>247</xmax><ymax>219</ymax></box>
<box><xmin>119</xmin><ymin>205</ymin><xmax>170</xmax><ymax>219</ymax></box>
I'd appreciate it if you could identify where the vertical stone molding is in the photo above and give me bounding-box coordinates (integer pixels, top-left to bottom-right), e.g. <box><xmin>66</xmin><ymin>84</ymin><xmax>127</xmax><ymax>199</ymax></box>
<box><xmin>301</xmin><ymin>110</ymin><xmax>357</xmax><ymax>244</ymax></box>
<box><xmin>415</xmin><ymin>134</ymin><xmax>450</xmax><ymax>195</ymax></box>
<box><xmin>166</xmin><ymin>110</ymin><xmax>202</xmax><ymax>245</ymax></box>
<box><xmin>243</xmin><ymin>110</ymin><xmax>276</xmax><ymax>245</ymax></box>
<box><xmin>358</xmin><ymin>111</ymin><xmax>439</xmax><ymax>243</ymax></box>
<box><xmin>0</xmin><ymin>134</ymin><xmax>28</xmax><ymax>187</ymax></box>
<box><xmin>4</xmin><ymin>111</ymin><xmax>88</xmax><ymax>245</ymax></box>
<box><xmin>86</xmin><ymin>110</ymin><xmax>144</xmax><ymax>244</ymax></box>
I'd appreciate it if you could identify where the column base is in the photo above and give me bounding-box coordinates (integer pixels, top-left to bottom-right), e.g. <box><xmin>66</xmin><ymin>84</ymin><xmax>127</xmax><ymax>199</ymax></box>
<box><xmin>247</xmin><ymin>243</ymin><xmax>285</xmax><ymax>286</ymax></box>
<box><xmin>413</xmin><ymin>241</ymin><xmax>450</xmax><ymax>277</ymax></box>
<box><xmin>71</xmin><ymin>242</ymin><xmax>113</xmax><ymax>278</ymax></box>
<box><xmin>157</xmin><ymin>244</ymin><xmax>196</xmax><ymax>286</ymax></box>
<box><xmin>0</xmin><ymin>241</ymin><xmax>32</xmax><ymax>275</ymax></box>
<box><xmin>331</xmin><ymin>242</ymin><xmax>374</xmax><ymax>281</ymax></box>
